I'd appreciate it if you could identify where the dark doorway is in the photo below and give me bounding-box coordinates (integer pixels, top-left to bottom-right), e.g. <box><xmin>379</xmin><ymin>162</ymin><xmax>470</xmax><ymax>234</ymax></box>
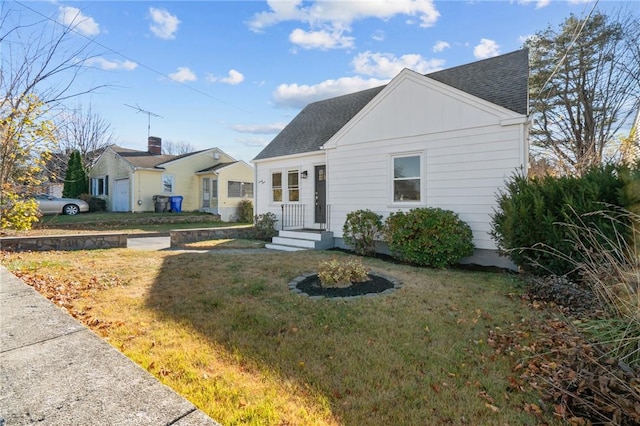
<box><xmin>314</xmin><ymin>165</ymin><xmax>326</xmax><ymax>225</ymax></box>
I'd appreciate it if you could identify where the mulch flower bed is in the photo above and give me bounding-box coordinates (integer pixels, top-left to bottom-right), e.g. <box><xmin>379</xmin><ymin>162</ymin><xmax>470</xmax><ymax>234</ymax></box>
<box><xmin>289</xmin><ymin>272</ymin><xmax>401</xmax><ymax>298</ymax></box>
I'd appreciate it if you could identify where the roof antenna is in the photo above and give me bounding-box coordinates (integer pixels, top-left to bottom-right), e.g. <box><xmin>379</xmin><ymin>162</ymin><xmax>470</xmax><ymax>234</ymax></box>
<box><xmin>124</xmin><ymin>103</ymin><xmax>163</xmax><ymax>138</ymax></box>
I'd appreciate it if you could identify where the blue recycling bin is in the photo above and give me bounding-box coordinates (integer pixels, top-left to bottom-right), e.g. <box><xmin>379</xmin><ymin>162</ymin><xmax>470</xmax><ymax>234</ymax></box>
<box><xmin>169</xmin><ymin>195</ymin><xmax>183</xmax><ymax>213</ymax></box>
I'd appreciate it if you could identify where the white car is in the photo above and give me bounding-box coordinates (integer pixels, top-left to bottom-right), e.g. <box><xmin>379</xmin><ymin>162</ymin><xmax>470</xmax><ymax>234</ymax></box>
<box><xmin>34</xmin><ymin>194</ymin><xmax>90</xmax><ymax>215</ymax></box>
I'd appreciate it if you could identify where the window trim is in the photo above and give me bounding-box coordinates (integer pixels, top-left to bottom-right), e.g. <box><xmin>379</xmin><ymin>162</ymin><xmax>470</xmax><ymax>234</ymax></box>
<box><xmin>287</xmin><ymin>169</ymin><xmax>299</xmax><ymax>202</ymax></box>
<box><xmin>91</xmin><ymin>175</ymin><xmax>108</xmax><ymax>196</ymax></box>
<box><xmin>390</xmin><ymin>152</ymin><xmax>425</xmax><ymax>205</ymax></box>
<box><xmin>228</xmin><ymin>180</ymin><xmax>253</xmax><ymax>198</ymax></box>
<box><xmin>271</xmin><ymin>171</ymin><xmax>282</xmax><ymax>202</ymax></box>
<box><xmin>270</xmin><ymin>168</ymin><xmax>301</xmax><ymax>204</ymax></box>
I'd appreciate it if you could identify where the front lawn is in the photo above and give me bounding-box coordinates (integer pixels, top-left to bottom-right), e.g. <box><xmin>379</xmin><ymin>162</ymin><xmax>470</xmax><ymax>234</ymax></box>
<box><xmin>1</xmin><ymin>249</ymin><xmax>556</xmax><ymax>425</ymax></box>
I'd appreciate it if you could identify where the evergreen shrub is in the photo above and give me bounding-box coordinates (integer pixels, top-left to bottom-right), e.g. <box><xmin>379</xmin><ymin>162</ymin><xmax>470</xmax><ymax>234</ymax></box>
<box><xmin>385</xmin><ymin>207</ymin><xmax>475</xmax><ymax>268</ymax></box>
<box><xmin>342</xmin><ymin>209</ymin><xmax>383</xmax><ymax>256</ymax></box>
<box><xmin>490</xmin><ymin>164</ymin><xmax>635</xmax><ymax>276</ymax></box>
<box><xmin>237</xmin><ymin>199</ymin><xmax>254</xmax><ymax>223</ymax></box>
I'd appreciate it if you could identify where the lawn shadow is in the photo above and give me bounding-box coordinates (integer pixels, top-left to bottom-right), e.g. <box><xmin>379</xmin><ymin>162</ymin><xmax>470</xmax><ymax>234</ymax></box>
<box><xmin>144</xmin><ymin>250</ymin><xmax>537</xmax><ymax>425</ymax></box>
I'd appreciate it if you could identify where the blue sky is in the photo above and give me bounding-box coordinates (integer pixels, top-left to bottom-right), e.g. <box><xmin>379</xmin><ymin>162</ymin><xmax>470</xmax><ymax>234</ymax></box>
<box><xmin>10</xmin><ymin>0</ymin><xmax>635</xmax><ymax>162</ymax></box>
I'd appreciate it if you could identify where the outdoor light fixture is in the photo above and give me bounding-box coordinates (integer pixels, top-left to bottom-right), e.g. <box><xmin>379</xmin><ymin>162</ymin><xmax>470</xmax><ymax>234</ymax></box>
<box><xmin>301</xmin><ymin>170</ymin><xmax>308</xmax><ymax>179</ymax></box>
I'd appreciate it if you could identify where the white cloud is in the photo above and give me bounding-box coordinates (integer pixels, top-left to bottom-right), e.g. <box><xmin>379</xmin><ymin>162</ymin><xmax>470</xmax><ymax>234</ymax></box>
<box><xmin>207</xmin><ymin>69</ymin><xmax>245</xmax><ymax>85</ymax></box>
<box><xmin>58</xmin><ymin>6</ymin><xmax>100</xmax><ymax>36</ymax></box>
<box><xmin>371</xmin><ymin>30</ymin><xmax>385</xmax><ymax>42</ymax></box>
<box><xmin>169</xmin><ymin>67</ymin><xmax>196</xmax><ymax>83</ymax></box>
<box><xmin>273</xmin><ymin>76</ymin><xmax>388</xmax><ymax>109</ymax></box>
<box><xmin>352</xmin><ymin>51</ymin><xmax>444</xmax><ymax>79</ymax></box>
<box><xmin>231</xmin><ymin>123</ymin><xmax>286</xmax><ymax>134</ymax></box>
<box><xmin>289</xmin><ymin>28</ymin><xmax>354</xmax><ymax>50</ymax></box>
<box><xmin>84</xmin><ymin>57</ymin><xmax>138</xmax><ymax>71</ymax></box>
<box><xmin>249</xmin><ymin>0</ymin><xmax>439</xmax><ymax>50</ymax></box>
<box><xmin>235</xmin><ymin>136</ymin><xmax>272</xmax><ymax>148</ymax></box>
<box><xmin>149</xmin><ymin>7</ymin><xmax>180</xmax><ymax>40</ymax></box>
<box><xmin>473</xmin><ymin>39</ymin><xmax>501</xmax><ymax>59</ymax></box>
<box><xmin>517</xmin><ymin>0</ymin><xmax>552</xmax><ymax>8</ymax></box>
<box><xmin>433</xmin><ymin>40</ymin><xmax>450</xmax><ymax>53</ymax></box>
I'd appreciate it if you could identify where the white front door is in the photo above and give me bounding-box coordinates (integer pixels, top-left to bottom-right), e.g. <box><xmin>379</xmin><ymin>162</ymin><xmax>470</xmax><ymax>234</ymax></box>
<box><xmin>202</xmin><ymin>178</ymin><xmax>210</xmax><ymax>208</ymax></box>
<box><xmin>114</xmin><ymin>179</ymin><xmax>129</xmax><ymax>212</ymax></box>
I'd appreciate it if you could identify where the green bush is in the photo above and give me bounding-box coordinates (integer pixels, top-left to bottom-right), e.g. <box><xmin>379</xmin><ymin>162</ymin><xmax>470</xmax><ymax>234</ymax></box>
<box><xmin>79</xmin><ymin>194</ymin><xmax>106</xmax><ymax>212</ymax></box>
<box><xmin>253</xmin><ymin>212</ymin><xmax>278</xmax><ymax>241</ymax></box>
<box><xmin>237</xmin><ymin>199</ymin><xmax>253</xmax><ymax>223</ymax></box>
<box><xmin>490</xmin><ymin>164</ymin><xmax>634</xmax><ymax>276</ymax></box>
<box><xmin>385</xmin><ymin>207</ymin><xmax>475</xmax><ymax>268</ymax></box>
<box><xmin>342</xmin><ymin>209</ymin><xmax>383</xmax><ymax>256</ymax></box>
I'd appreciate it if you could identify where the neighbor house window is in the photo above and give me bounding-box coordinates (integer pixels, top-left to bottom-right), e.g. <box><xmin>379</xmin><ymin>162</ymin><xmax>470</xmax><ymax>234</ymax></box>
<box><xmin>227</xmin><ymin>181</ymin><xmax>252</xmax><ymax>198</ymax></box>
<box><xmin>393</xmin><ymin>155</ymin><xmax>421</xmax><ymax>202</ymax></box>
<box><xmin>91</xmin><ymin>175</ymin><xmax>108</xmax><ymax>196</ymax></box>
<box><xmin>288</xmin><ymin>170</ymin><xmax>299</xmax><ymax>202</ymax></box>
<box><xmin>272</xmin><ymin>172</ymin><xmax>282</xmax><ymax>202</ymax></box>
<box><xmin>162</xmin><ymin>174</ymin><xmax>175</xmax><ymax>193</ymax></box>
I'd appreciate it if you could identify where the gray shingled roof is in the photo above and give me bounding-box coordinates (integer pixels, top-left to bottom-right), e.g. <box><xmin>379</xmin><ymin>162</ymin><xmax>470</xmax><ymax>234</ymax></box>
<box><xmin>111</xmin><ymin>145</ymin><xmax>209</xmax><ymax>169</ymax></box>
<box><xmin>253</xmin><ymin>49</ymin><xmax>528</xmax><ymax>161</ymax></box>
<box><xmin>112</xmin><ymin>146</ymin><xmax>176</xmax><ymax>169</ymax></box>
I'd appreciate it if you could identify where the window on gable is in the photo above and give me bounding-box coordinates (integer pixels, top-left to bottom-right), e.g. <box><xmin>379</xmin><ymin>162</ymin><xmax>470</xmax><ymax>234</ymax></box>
<box><xmin>288</xmin><ymin>169</ymin><xmax>299</xmax><ymax>202</ymax></box>
<box><xmin>272</xmin><ymin>172</ymin><xmax>282</xmax><ymax>202</ymax></box>
<box><xmin>393</xmin><ymin>155</ymin><xmax>421</xmax><ymax>202</ymax></box>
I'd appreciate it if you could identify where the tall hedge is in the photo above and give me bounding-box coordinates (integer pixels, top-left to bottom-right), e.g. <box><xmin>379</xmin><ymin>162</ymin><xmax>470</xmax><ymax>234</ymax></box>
<box><xmin>490</xmin><ymin>164</ymin><xmax>636</xmax><ymax>276</ymax></box>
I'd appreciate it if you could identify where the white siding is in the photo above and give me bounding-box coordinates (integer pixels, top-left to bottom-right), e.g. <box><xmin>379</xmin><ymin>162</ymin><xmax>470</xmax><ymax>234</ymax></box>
<box><xmin>326</xmin><ymin>73</ymin><xmax>527</xmax><ymax>250</ymax></box>
<box><xmin>253</xmin><ymin>69</ymin><xmax>528</xmax><ymax>253</ymax></box>
<box><xmin>254</xmin><ymin>152</ymin><xmax>325</xmax><ymax>229</ymax></box>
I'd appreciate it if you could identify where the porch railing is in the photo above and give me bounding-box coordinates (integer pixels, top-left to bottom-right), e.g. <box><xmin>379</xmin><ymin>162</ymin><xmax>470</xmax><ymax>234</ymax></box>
<box><xmin>281</xmin><ymin>204</ymin><xmax>305</xmax><ymax>230</ymax></box>
<box><xmin>280</xmin><ymin>204</ymin><xmax>331</xmax><ymax>231</ymax></box>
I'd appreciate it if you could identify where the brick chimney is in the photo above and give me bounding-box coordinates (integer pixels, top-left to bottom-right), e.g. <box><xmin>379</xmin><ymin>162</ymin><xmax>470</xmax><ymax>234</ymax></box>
<box><xmin>148</xmin><ymin>136</ymin><xmax>162</xmax><ymax>155</ymax></box>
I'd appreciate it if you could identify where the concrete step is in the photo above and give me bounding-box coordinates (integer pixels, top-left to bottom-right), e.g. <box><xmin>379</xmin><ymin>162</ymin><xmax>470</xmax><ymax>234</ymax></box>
<box><xmin>272</xmin><ymin>236</ymin><xmax>317</xmax><ymax>249</ymax></box>
<box><xmin>265</xmin><ymin>243</ymin><xmax>307</xmax><ymax>252</ymax></box>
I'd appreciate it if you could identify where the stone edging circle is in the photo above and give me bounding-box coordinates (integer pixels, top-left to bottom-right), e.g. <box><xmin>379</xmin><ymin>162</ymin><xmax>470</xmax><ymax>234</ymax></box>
<box><xmin>287</xmin><ymin>271</ymin><xmax>403</xmax><ymax>300</ymax></box>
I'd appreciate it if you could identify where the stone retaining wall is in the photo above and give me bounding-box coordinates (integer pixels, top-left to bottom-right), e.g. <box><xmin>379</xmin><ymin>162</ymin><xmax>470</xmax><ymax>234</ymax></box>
<box><xmin>170</xmin><ymin>226</ymin><xmax>254</xmax><ymax>247</ymax></box>
<box><xmin>38</xmin><ymin>214</ymin><xmax>222</xmax><ymax>230</ymax></box>
<box><xmin>0</xmin><ymin>233</ymin><xmax>128</xmax><ymax>252</ymax></box>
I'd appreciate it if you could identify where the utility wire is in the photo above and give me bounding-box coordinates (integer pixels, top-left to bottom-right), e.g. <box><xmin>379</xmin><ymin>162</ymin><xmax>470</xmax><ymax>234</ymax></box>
<box><xmin>13</xmin><ymin>0</ymin><xmax>248</xmax><ymax>113</ymax></box>
<box><xmin>535</xmin><ymin>0</ymin><xmax>600</xmax><ymax>103</ymax></box>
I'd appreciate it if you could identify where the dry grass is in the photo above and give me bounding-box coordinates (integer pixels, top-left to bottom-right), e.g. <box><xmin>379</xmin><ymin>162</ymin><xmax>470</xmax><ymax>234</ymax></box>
<box><xmin>2</xmin><ymin>249</ymin><xmax>552</xmax><ymax>425</ymax></box>
<box><xmin>179</xmin><ymin>239</ymin><xmax>266</xmax><ymax>250</ymax></box>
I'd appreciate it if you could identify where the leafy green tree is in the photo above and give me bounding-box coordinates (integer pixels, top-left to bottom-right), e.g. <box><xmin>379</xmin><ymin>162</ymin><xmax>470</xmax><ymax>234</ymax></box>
<box><xmin>62</xmin><ymin>150</ymin><xmax>88</xmax><ymax>198</ymax></box>
<box><xmin>526</xmin><ymin>10</ymin><xmax>640</xmax><ymax>175</ymax></box>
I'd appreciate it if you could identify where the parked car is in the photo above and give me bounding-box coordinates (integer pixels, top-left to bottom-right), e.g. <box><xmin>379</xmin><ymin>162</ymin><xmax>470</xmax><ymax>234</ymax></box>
<box><xmin>34</xmin><ymin>194</ymin><xmax>89</xmax><ymax>215</ymax></box>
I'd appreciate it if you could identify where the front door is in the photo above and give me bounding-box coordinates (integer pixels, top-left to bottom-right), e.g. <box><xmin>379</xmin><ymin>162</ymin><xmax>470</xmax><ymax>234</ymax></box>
<box><xmin>314</xmin><ymin>165</ymin><xmax>326</xmax><ymax>225</ymax></box>
<box><xmin>114</xmin><ymin>178</ymin><xmax>129</xmax><ymax>212</ymax></box>
<box><xmin>202</xmin><ymin>178</ymin><xmax>210</xmax><ymax>208</ymax></box>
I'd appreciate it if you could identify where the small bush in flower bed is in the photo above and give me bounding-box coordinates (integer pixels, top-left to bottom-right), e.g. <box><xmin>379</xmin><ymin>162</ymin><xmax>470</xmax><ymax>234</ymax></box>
<box><xmin>385</xmin><ymin>207</ymin><xmax>474</xmax><ymax>268</ymax></box>
<box><xmin>317</xmin><ymin>256</ymin><xmax>369</xmax><ymax>288</ymax></box>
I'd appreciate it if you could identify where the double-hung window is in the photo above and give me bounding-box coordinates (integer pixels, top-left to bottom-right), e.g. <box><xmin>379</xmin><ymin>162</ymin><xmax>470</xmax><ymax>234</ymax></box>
<box><xmin>393</xmin><ymin>154</ymin><xmax>421</xmax><ymax>202</ymax></box>
<box><xmin>287</xmin><ymin>170</ymin><xmax>299</xmax><ymax>202</ymax></box>
<box><xmin>162</xmin><ymin>174</ymin><xmax>175</xmax><ymax>193</ymax></box>
<box><xmin>91</xmin><ymin>176</ymin><xmax>108</xmax><ymax>196</ymax></box>
<box><xmin>272</xmin><ymin>172</ymin><xmax>282</xmax><ymax>202</ymax></box>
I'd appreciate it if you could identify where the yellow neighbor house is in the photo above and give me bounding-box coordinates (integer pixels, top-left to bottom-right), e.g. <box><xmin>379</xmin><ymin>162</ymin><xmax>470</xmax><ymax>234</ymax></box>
<box><xmin>89</xmin><ymin>137</ymin><xmax>254</xmax><ymax>221</ymax></box>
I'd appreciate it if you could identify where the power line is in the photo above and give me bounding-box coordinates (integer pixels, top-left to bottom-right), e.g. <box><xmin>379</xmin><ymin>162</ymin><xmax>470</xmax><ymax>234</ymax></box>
<box><xmin>535</xmin><ymin>0</ymin><xmax>600</xmax><ymax>103</ymax></box>
<box><xmin>12</xmin><ymin>0</ymin><xmax>248</xmax><ymax>112</ymax></box>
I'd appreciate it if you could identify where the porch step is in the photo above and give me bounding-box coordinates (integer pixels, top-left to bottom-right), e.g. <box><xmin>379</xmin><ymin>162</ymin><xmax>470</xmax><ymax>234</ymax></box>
<box><xmin>266</xmin><ymin>230</ymin><xmax>334</xmax><ymax>252</ymax></box>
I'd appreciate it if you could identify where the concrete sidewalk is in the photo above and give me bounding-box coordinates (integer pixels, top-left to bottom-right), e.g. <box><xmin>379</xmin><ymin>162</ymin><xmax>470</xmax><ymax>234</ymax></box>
<box><xmin>0</xmin><ymin>266</ymin><xmax>220</xmax><ymax>426</ymax></box>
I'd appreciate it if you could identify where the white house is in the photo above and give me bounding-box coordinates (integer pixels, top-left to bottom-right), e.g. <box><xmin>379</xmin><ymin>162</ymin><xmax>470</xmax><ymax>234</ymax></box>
<box><xmin>252</xmin><ymin>50</ymin><xmax>530</xmax><ymax>267</ymax></box>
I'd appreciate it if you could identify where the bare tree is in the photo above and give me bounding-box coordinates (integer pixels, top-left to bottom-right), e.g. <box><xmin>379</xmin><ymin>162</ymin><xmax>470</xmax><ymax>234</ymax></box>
<box><xmin>1</xmin><ymin>3</ymin><xmax>106</xmax><ymax>228</ymax></box>
<box><xmin>162</xmin><ymin>139</ymin><xmax>197</xmax><ymax>155</ymax></box>
<box><xmin>526</xmin><ymin>9</ymin><xmax>640</xmax><ymax>175</ymax></box>
<box><xmin>53</xmin><ymin>102</ymin><xmax>114</xmax><ymax>171</ymax></box>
